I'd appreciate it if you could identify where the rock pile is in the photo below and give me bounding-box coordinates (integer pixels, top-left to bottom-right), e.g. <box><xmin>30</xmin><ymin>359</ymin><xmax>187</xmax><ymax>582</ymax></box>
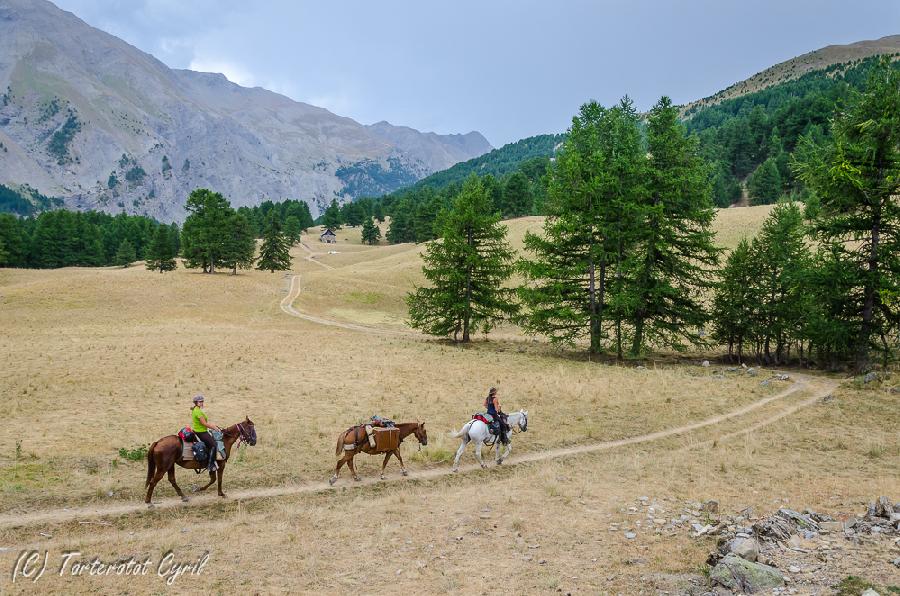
<box><xmin>700</xmin><ymin>497</ymin><xmax>899</xmax><ymax>594</ymax></box>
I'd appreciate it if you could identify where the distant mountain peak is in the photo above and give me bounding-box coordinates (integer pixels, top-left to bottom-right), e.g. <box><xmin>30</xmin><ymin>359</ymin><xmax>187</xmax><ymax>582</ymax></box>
<box><xmin>0</xmin><ymin>0</ymin><xmax>491</xmax><ymax>221</ymax></box>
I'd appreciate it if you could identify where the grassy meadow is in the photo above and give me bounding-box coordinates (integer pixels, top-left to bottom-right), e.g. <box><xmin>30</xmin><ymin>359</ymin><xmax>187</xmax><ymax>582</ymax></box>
<box><xmin>0</xmin><ymin>205</ymin><xmax>896</xmax><ymax>593</ymax></box>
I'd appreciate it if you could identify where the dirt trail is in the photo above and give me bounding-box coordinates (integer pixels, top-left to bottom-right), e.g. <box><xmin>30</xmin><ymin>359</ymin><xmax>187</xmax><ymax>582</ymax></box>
<box><xmin>280</xmin><ymin>274</ymin><xmax>413</xmax><ymax>336</ymax></box>
<box><xmin>299</xmin><ymin>241</ymin><xmax>335</xmax><ymax>270</ymax></box>
<box><xmin>0</xmin><ymin>374</ymin><xmax>838</xmax><ymax>529</ymax></box>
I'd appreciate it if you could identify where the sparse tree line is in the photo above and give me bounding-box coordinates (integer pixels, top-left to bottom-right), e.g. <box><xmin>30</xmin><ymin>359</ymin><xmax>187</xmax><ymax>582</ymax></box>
<box><xmin>407</xmin><ymin>60</ymin><xmax>899</xmax><ymax>373</ymax></box>
<box><xmin>0</xmin><ymin>189</ymin><xmax>305</xmax><ymax>274</ymax></box>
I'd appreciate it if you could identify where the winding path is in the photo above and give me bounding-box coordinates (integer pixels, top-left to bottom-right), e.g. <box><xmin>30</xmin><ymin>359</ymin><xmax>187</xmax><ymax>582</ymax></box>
<box><xmin>0</xmin><ymin>373</ymin><xmax>838</xmax><ymax>529</ymax></box>
<box><xmin>280</xmin><ymin>274</ymin><xmax>412</xmax><ymax>335</ymax></box>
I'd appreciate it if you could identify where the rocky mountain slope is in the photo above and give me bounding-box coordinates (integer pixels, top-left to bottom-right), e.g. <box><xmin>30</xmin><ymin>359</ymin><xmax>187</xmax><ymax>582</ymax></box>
<box><xmin>683</xmin><ymin>34</ymin><xmax>900</xmax><ymax>114</ymax></box>
<box><xmin>0</xmin><ymin>0</ymin><xmax>491</xmax><ymax>221</ymax></box>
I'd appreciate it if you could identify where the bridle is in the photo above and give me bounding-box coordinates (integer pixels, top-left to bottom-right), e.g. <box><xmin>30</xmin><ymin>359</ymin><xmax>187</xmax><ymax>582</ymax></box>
<box><xmin>233</xmin><ymin>422</ymin><xmax>253</xmax><ymax>448</ymax></box>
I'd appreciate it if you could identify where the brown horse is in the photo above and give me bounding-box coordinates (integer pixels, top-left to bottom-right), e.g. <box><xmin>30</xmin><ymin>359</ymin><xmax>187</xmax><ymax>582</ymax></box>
<box><xmin>145</xmin><ymin>417</ymin><xmax>256</xmax><ymax>506</ymax></box>
<box><xmin>329</xmin><ymin>422</ymin><xmax>427</xmax><ymax>485</ymax></box>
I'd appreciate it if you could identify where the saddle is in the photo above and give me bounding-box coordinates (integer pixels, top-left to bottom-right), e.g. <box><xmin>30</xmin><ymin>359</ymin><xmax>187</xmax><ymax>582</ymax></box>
<box><xmin>472</xmin><ymin>413</ymin><xmax>493</xmax><ymax>425</ymax></box>
<box><xmin>474</xmin><ymin>412</ymin><xmax>507</xmax><ymax>432</ymax></box>
<box><xmin>179</xmin><ymin>428</ymin><xmax>225</xmax><ymax>462</ymax></box>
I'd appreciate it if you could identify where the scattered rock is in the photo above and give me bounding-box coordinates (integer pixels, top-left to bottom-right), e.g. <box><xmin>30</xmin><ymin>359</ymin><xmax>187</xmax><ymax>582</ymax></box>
<box><xmin>710</xmin><ymin>554</ymin><xmax>784</xmax><ymax>593</ymax></box>
<box><xmin>860</xmin><ymin>590</ymin><xmax>880</xmax><ymax>596</ymax></box>
<box><xmin>702</xmin><ymin>500</ymin><xmax>720</xmax><ymax>514</ymax></box>
<box><xmin>787</xmin><ymin>565</ymin><xmax>800</xmax><ymax>573</ymax></box>
<box><xmin>625</xmin><ymin>531</ymin><xmax>637</xmax><ymax>540</ymax></box>
<box><xmin>874</xmin><ymin>496</ymin><xmax>894</xmax><ymax>518</ymax></box>
<box><xmin>760</xmin><ymin>379</ymin><xmax>770</xmax><ymax>387</ymax></box>
<box><xmin>701</xmin><ymin>360</ymin><xmax>710</xmax><ymax>367</ymax></box>
<box><xmin>863</xmin><ymin>371</ymin><xmax>879</xmax><ymax>383</ymax></box>
<box><xmin>775</xmin><ymin>374</ymin><xmax>790</xmax><ymax>381</ymax></box>
<box><xmin>818</xmin><ymin>521</ymin><xmax>842</xmax><ymax>533</ymax></box>
<box><xmin>746</xmin><ymin>368</ymin><xmax>758</xmax><ymax>377</ymax></box>
<box><xmin>728</xmin><ymin>537</ymin><xmax>760</xmax><ymax>562</ymax></box>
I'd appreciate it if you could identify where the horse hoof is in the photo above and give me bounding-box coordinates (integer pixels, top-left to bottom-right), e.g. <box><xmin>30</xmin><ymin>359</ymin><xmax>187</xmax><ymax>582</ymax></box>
<box><xmin>353</xmin><ymin>477</ymin><xmax>361</xmax><ymax>482</ymax></box>
<box><xmin>480</xmin><ymin>464</ymin><xmax>487</xmax><ymax>470</ymax></box>
<box><xmin>328</xmin><ymin>476</ymin><xmax>337</xmax><ymax>486</ymax></box>
<box><xmin>146</xmin><ymin>502</ymin><xmax>154</xmax><ymax>508</ymax></box>
<box><xmin>219</xmin><ymin>493</ymin><xmax>226</xmax><ymax>499</ymax></box>
<box><xmin>380</xmin><ymin>475</ymin><xmax>385</xmax><ymax>481</ymax></box>
<box><xmin>451</xmin><ymin>468</ymin><xmax>458</xmax><ymax>473</ymax></box>
<box><xmin>181</xmin><ymin>496</ymin><xmax>190</xmax><ymax>503</ymax></box>
<box><xmin>497</xmin><ymin>459</ymin><xmax>503</xmax><ymax>465</ymax></box>
<box><xmin>401</xmin><ymin>470</ymin><xmax>409</xmax><ymax>477</ymax></box>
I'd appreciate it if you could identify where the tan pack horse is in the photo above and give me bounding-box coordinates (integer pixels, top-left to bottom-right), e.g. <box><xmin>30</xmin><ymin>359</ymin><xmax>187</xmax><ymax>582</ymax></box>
<box><xmin>329</xmin><ymin>422</ymin><xmax>427</xmax><ymax>485</ymax></box>
<box><xmin>145</xmin><ymin>418</ymin><xmax>256</xmax><ymax>506</ymax></box>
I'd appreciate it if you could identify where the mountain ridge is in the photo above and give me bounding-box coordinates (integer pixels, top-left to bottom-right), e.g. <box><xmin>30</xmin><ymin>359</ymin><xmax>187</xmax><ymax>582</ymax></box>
<box><xmin>0</xmin><ymin>0</ymin><xmax>492</xmax><ymax>221</ymax></box>
<box><xmin>682</xmin><ymin>34</ymin><xmax>900</xmax><ymax>115</ymax></box>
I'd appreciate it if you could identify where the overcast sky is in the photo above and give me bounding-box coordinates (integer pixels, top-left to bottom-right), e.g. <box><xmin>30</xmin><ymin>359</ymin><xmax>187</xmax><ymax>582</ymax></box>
<box><xmin>54</xmin><ymin>0</ymin><xmax>899</xmax><ymax>147</ymax></box>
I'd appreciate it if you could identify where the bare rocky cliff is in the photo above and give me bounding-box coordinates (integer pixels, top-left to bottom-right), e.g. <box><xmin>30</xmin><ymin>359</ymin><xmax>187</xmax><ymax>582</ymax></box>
<box><xmin>0</xmin><ymin>0</ymin><xmax>492</xmax><ymax>221</ymax></box>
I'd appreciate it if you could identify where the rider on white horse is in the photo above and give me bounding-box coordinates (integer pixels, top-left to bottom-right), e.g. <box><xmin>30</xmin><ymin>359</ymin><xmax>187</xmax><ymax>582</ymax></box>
<box><xmin>485</xmin><ymin>387</ymin><xmax>509</xmax><ymax>444</ymax></box>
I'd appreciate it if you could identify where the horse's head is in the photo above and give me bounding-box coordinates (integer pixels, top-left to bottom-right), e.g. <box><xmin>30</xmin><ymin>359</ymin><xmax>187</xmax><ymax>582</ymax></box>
<box><xmin>240</xmin><ymin>416</ymin><xmax>257</xmax><ymax>446</ymax></box>
<box><xmin>414</xmin><ymin>422</ymin><xmax>428</xmax><ymax>446</ymax></box>
<box><xmin>517</xmin><ymin>410</ymin><xmax>528</xmax><ymax>432</ymax></box>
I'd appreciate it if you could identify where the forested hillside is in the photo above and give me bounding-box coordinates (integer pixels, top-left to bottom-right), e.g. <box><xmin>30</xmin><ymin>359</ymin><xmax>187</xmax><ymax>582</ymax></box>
<box><xmin>346</xmin><ymin>55</ymin><xmax>899</xmax><ymax>242</ymax></box>
<box><xmin>395</xmin><ymin>134</ymin><xmax>563</xmax><ymax>194</ymax></box>
<box><xmin>688</xmin><ymin>55</ymin><xmax>900</xmax><ymax>206</ymax></box>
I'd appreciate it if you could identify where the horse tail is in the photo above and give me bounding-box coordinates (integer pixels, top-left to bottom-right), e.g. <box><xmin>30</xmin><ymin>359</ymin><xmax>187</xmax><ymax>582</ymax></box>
<box><xmin>451</xmin><ymin>421</ymin><xmax>473</xmax><ymax>438</ymax></box>
<box><xmin>335</xmin><ymin>431</ymin><xmax>346</xmax><ymax>457</ymax></box>
<box><xmin>145</xmin><ymin>441</ymin><xmax>158</xmax><ymax>487</ymax></box>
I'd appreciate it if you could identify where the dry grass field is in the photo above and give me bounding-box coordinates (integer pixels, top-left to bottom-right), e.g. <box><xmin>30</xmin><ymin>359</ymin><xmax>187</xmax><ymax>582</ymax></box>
<box><xmin>0</xmin><ymin>205</ymin><xmax>897</xmax><ymax>594</ymax></box>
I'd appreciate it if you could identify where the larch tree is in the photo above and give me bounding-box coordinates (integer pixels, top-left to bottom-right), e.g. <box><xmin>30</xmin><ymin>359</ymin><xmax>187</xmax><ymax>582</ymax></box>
<box><xmin>519</xmin><ymin>99</ymin><xmax>645</xmax><ymax>355</ymax></box>
<box><xmin>794</xmin><ymin>58</ymin><xmax>900</xmax><ymax>371</ymax></box>
<box><xmin>624</xmin><ymin>96</ymin><xmax>719</xmax><ymax>356</ymax></box>
<box><xmin>406</xmin><ymin>174</ymin><xmax>517</xmax><ymax>342</ymax></box>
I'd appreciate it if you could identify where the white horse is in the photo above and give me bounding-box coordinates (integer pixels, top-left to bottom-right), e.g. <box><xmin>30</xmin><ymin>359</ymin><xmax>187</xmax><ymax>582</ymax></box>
<box><xmin>451</xmin><ymin>409</ymin><xmax>528</xmax><ymax>471</ymax></box>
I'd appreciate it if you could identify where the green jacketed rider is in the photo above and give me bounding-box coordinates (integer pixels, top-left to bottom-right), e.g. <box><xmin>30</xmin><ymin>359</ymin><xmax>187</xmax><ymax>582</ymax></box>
<box><xmin>191</xmin><ymin>395</ymin><xmax>220</xmax><ymax>472</ymax></box>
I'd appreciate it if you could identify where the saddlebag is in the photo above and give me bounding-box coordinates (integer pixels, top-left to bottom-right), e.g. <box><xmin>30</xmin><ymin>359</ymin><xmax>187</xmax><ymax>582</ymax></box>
<box><xmin>372</xmin><ymin>427</ymin><xmax>399</xmax><ymax>452</ymax></box>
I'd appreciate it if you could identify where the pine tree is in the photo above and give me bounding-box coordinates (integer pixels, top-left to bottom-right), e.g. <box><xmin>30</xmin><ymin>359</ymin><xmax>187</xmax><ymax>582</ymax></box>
<box><xmin>220</xmin><ymin>213</ymin><xmax>257</xmax><ymax>274</ymax></box>
<box><xmin>745</xmin><ymin>202</ymin><xmax>810</xmax><ymax>364</ymax></box>
<box><xmin>114</xmin><ymin>239</ymin><xmax>136</xmax><ymax>268</ymax></box>
<box><xmin>625</xmin><ymin>96</ymin><xmax>719</xmax><ymax>355</ymax></box>
<box><xmin>145</xmin><ymin>225</ymin><xmax>177</xmax><ymax>273</ymax></box>
<box><xmin>361</xmin><ymin>217</ymin><xmax>381</xmax><ymax>245</ymax></box>
<box><xmin>256</xmin><ymin>214</ymin><xmax>292</xmax><ymax>272</ymax></box>
<box><xmin>180</xmin><ymin>189</ymin><xmax>233</xmax><ymax>273</ymax></box>
<box><xmin>169</xmin><ymin>222</ymin><xmax>181</xmax><ymax>257</ymax></box>
<box><xmin>407</xmin><ymin>175</ymin><xmax>517</xmax><ymax>341</ymax></box>
<box><xmin>0</xmin><ymin>235</ymin><xmax>7</xmax><ymax>267</ymax></box>
<box><xmin>412</xmin><ymin>189</ymin><xmax>443</xmax><ymax>242</ymax></box>
<box><xmin>711</xmin><ymin>238</ymin><xmax>755</xmax><ymax>362</ymax></box>
<box><xmin>284</xmin><ymin>216</ymin><xmax>302</xmax><ymax>245</ymax></box>
<box><xmin>794</xmin><ymin>58</ymin><xmax>900</xmax><ymax>371</ymax></box>
<box><xmin>322</xmin><ymin>199</ymin><xmax>342</xmax><ymax>230</ymax></box>
<box><xmin>386</xmin><ymin>198</ymin><xmax>415</xmax><ymax>243</ymax></box>
<box><xmin>373</xmin><ymin>202</ymin><xmax>385</xmax><ymax>223</ymax></box>
<box><xmin>748</xmin><ymin>157</ymin><xmax>782</xmax><ymax>205</ymax></box>
<box><xmin>344</xmin><ymin>202</ymin><xmax>365</xmax><ymax>227</ymax></box>
<box><xmin>519</xmin><ymin>99</ymin><xmax>645</xmax><ymax>355</ymax></box>
<box><xmin>501</xmin><ymin>171</ymin><xmax>533</xmax><ymax>218</ymax></box>
<box><xmin>0</xmin><ymin>214</ymin><xmax>27</xmax><ymax>267</ymax></box>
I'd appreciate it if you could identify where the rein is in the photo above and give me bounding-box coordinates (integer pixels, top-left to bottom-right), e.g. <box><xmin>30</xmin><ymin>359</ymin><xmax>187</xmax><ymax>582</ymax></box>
<box><xmin>231</xmin><ymin>423</ymin><xmax>251</xmax><ymax>448</ymax></box>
